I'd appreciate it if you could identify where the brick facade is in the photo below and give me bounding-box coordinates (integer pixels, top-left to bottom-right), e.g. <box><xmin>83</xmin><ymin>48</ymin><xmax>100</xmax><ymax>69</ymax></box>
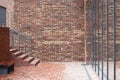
<box><xmin>1</xmin><ymin>0</ymin><xmax>86</xmax><ymax>61</ymax></box>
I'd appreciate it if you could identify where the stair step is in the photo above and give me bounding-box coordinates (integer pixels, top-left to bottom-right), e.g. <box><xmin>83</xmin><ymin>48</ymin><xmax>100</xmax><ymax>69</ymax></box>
<box><xmin>9</xmin><ymin>48</ymin><xmax>18</xmax><ymax>53</ymax></box>
<box><xmin>24</xmin><ymin>57</ymin><xmax>34</xmax><ymax>63</ymax></box>
<box><xmin>9</xmin><ymin>48</ymin><xmax>17</xmax><ymax>51</ymax></box>
<box><xmin>12</xmin><ymin>51</ymin><xmax>23</xmax><ymax>57</ymax></box>
<box><xmin>30</xmin><ymin>59</ymin><xmax>40</xmax><ymax>66</ymax></box>
<box><xmin>18</xmin><ymin>54</ymin><xmax>29</xmax><ymax>59</ymax></box>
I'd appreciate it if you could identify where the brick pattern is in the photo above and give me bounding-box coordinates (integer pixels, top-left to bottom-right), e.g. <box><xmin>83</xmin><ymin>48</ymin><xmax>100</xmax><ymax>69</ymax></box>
<box><xmin>0</xmin><ymin>62</ymin><xmax>64</xmax><ymax>80</ymax></box>
<box><xmin>14</xmin><ymin>0</ymin><xmax>85</xmax><ymax>61</ymax></box>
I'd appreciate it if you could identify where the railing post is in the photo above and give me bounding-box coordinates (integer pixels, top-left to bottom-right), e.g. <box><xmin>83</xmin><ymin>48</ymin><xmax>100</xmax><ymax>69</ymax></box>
<box><xmin>88</xmin><ymin>0</ymin><xmax>93</xmax><ymax>66</ymax></box>
<box><xmin>11</xmin><ymin>30</ymin><xmax>14</xmax><ymax>48</ymax></box>
<box><xmin>21</xmin><ymin>35</ymin><xmax>24</xmax><ymax>52</ymax></box>
<box><xmin>101</xmin><ymin>0</ymin><xmax>104</xmax><ymax>80</ymax></box>
<box><xmin>113</xmin><ymin>0</ymin><xmax>116</xmax><ymax>80</ymax></box>
<box><xmin>10</xmin><ymin>29</ymin><xmax>12</xmax><ymax>48</ymax></box>
<box><xmin>93</xmin><ymin>0</ymin><xmax>97</xmax><ymax>72</ymax></box>
<box><xmin>9</xmin><ymin>28</ymin><xmax>33</xmax><ymax>58</ymax></box>
<box><xmin>106</xmin><ymin>0</ymin><xmax>109</xmax><ymax>80</ymax></box>
<box><xmin>30</xmin><ymin>39</ymin><xmax>32</xmax><ymax>56</ymax></box>
<box><xmin>24</xmin><ymin>36</ymin><xmax>27</xmax><ymax>55</ymax></box>
<box><xmin>97</xmin><ymin>0</ymin><xmax>100</xmax><ymax>77</ymax></box>
<box><xmin>18</xmin><ymin>34</ymin><xmax>21</xmax><ymax>52</ymax></box>
<box><xmin>88</xmin><ymin>0</ymin><xmax>117</xmax><ymax>80</ymax></box>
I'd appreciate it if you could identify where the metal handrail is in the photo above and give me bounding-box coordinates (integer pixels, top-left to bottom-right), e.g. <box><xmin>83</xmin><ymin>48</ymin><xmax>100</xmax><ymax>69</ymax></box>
<box><xmin>10</xmin><ymin>28</ymin><xmax>33</xmax><ymax>56</ymax></box>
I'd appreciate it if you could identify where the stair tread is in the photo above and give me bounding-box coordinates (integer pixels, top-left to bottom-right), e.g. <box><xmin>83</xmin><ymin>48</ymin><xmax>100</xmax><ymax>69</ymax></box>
<box><xmin>13</xmin><ymin>51</ymin><xmax>22</xmax><ymax>55</ymax></box>
<box><xmin>9</xmin><ymin>48</ymin><xmax>17</xmax><ymax>51</ymax></box>
<box><xmin>24</xmin><ymin>57</ymin><xmax>34</xmax><ymax>62</ymax></box>
<box><xmin>30</xmin><ymin>59</ymin><xmax>40</xmax><ymax>65</ymax></box>
<box><xmin>18</xmin><ymin>54</ymin><xmax>28</xmax><ymax>58</ymax></box>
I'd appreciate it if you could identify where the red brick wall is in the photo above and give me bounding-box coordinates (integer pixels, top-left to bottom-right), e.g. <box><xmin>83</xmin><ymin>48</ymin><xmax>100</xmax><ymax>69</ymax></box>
<box><xmin>14</xmin><ymin>0</ymin><xmax>85</xmax><ymax>61</ymax></box>
<box><xmin>0</xmin><ymin>0</ymin><xmax>14</xmax><ymax>27</ymax></box>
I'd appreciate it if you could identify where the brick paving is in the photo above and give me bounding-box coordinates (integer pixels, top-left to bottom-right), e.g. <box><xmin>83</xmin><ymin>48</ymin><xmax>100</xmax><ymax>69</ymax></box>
<box><xmin>0</xmin><ymin>62</ymin><xmax>101</xmax><ymax>80</ymax></box>
<box><xmin>1</xmin><ymin>61</ymin><xmax>120</xmax><ymax>80</ymax></box>
<box><xmin>0</xmin><ymin>62</ymin><xmax>65</xmax><ymax>80</ymax></box>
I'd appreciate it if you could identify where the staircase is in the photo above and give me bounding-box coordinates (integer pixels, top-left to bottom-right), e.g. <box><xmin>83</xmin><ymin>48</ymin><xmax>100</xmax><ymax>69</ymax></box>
<box><xmin>10</xmin><ymin>48</ymin><xmax>40</xmax><ymax>66</ymax></box>
<box><xmin>10</xmin><ymin>29</ymin><xmax>40</xmax><ymax>66</ymax></box>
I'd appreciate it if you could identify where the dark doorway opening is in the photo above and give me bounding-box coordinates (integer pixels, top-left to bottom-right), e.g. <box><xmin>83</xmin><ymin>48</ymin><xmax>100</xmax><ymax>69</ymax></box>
<box><xmin>0</xmin><ymin>6</ymin><xmax>6</xmax><ymax>26</ymax></box>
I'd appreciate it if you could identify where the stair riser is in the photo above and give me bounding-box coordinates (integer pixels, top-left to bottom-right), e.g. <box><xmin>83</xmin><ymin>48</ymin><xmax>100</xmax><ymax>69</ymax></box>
<box><xmin>15</xmin><ymin>59</ymin><xmax>30</xmax><ymax>66</ymax></box>
<box><xmin>18</xmin><ymin>55</ymin><xmax>28</xmax><ymax>60</ymax></box>
<box><xmin>14</xmin><ymin>52</ymin><xmax>23</xmax><ymax>57</ymax></box>
<box><xmin>24</xmin><ymin>58</ymin><xmax>34</xmax><ymax>64</ymax></box>
<box><xmin>35</xmin><ymin>60</ymin><xmax>40</xmax><ymax>66</ymax></box>
<box><xmin>28</xmin><ymin>58</ymin><xmax>34</xmax><ymax>63</ymax></box>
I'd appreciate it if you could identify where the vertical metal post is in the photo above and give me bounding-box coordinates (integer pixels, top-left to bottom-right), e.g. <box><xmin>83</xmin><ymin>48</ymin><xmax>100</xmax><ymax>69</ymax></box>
<box><xmin>94</xmin><ymin>0</ymin><xmax>97</xmax><ymax>72</ymax></box>
<box><xmin>21</xmin><ymin>35</ymin><xmax>23</xmax><ymax>52</ymax></box>
<box><xmin>90</xmin><ymin>0</ymin><xmax>94</xmax><ymax>67</ymax></box>
<box><xmin>113</xmin><ymin>0</ymin><xmax>116</xmax><ymax>80</ymax></box>
<box><xmin>106</xmin><ymin>0</ymin><xmax>109</xmax><ymax>80</ymax></box>
<box><xmin>11</xmin><ymin>30</ymin><xmax>14</xmax><ymax>48</ymax></box>
<box><xmin>18</xmin><ymin>34</ymin><xmax>20</xmax><ymax>52</ymax></box>
<box><xmin>88</xmin><ymin>0</ymin><xmax>117</xmax><ymax>80</ymax></box>
<box><xmin>24</xmin><ymin>36</ymin><xmax>27</xmax><ymax>55</ymax></box>
<box><xmin>89</xmin><ymin>0</ymin><xmax>91</xmax><ymax>65</ymax></box>
<box><xmin>92</xmin><ymin>0</ymin><xmax>94</xmax><ymax>68</ymax></box>
<box><xmin>30</xmin><ymin>39</ymin><xmax>32</xmax><ymax>56</ymax></box>
<box><xmin>92</xmin><ymin>0</ymin><xmax>94</xmax><ymax>67</ymax></box>
<box><xmin>88</xmin><ymin>0</ymin><xmax>91</xmax><ymax>65</ymax></box>
<box><xmin>10</xmin><ymin>30</ymin><xmax>12</xmax><ymax>47</ymax></box>
<box><xmin>92</xmin><ymin>0</ymin><xmax>95</xmax><ymax>70</ymax></box>
<box><xmin>88</xmin><ymin>0</ymin><xmax>92</xmax><ymax>65</ymax></box>
<box><xmin>97</xmin><ymin>0</ymin><xmax>100</xmax><ymax>76</ymax></box>
<box><xmin>91</xmin><ymin>1</ymin><xmax>95</xmax><ymax>68</ymax></box>
<box><xmin>101</xmin><ymin>0</ymin><xmax>104</xmax><ymax>80</ymax></box>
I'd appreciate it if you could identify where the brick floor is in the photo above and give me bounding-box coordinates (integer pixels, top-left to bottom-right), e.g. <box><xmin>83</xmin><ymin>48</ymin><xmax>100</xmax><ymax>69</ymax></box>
<box><xmin>0</xmin><ymin>62</ymin><xmax>65</xmax><ymax>80</ymax></box>
<box><xmin>0</xmin><ymin>61</ymin><xmax>120</xmax><ymax>80</ymax></box>
<box><xmin>0</xmin><ymin>62</ymin><xmax>100</xmax><ymax>80</ymax></box>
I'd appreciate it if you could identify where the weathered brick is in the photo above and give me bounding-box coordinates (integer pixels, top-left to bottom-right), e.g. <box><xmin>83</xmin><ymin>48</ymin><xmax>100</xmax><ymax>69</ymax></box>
<box><xmin>1</xmin><ymin>0</ymin><xmax>85</xmax><ymax>61</ymax></box>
